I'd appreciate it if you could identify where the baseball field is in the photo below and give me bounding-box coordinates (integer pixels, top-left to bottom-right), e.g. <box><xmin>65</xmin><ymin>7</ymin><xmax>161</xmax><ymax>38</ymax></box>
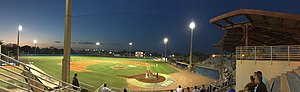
<box><xmin>19</xmin><ymin>56</ymin><xmax>178</xmax><ymax>90</ymax></box>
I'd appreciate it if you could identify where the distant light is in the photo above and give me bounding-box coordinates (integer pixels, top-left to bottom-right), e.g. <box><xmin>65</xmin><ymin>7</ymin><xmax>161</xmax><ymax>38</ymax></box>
<box><xmin>102</xmin><ymin>49</ymin><xmax>104</xmax><ymax>51</ymax></box>
<box><xmin>18</xmin><ymin>25</ymin><xmax>22</xmax><ymax>31</ymax></box>
<box><xmin>33</xmin><ymin>40</ymin><xmax>38</xmax><ymax>44</ymax></box>
<box><xmin>129</xmin><ymin>42</ymin><xmax>133</xmax><ymax>46</ymax></box>
<box><xmin>212</xmin><ymin>54</ymin><xmax>216</xmax><ymax>58</ymax></box>
<box><xmin>172</xmin><ymin>54</ymin><xmax>175</xmax><ymax>57</ymax></box>
<box><xmin>109</xmin><ymin>52</ymin><xmax>112</xmax><ymax>54</ymax></box>
<box><xmin>164</xmin><ymin>38</ymin><xmax>168</xmax><ymax>44</ymax></box>
<box><xmin>149</xmin><ymin>54</ymin><xmax>152</xmax><ymax>56</ymax></box>
<box><xmin>96</xmin><ymin>42</ymin><xmax>100</xmax><ymax>46</ymax></box>
<box><xmin>189</xmin><ymin>22</ymin><xmax>195</xmax><ymax>29</ymax></box>
<box><xmin>241</xmin><ymin>54</ymin><xmax>245</xmax><ymax>57</ymax></box>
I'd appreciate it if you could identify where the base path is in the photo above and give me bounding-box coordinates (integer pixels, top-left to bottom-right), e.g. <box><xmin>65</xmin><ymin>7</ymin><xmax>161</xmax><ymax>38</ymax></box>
<box><xmin>127</xmin><ymin>63</ymin><xmax>216</xmax><ymax>91</ymax></box>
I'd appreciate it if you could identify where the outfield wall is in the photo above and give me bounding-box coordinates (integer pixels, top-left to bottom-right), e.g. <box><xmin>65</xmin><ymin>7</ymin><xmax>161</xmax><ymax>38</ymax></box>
<box><xmin>172</xmin><ymin>61</ymin><xmax>220</xmax><ymax>80</ymax></box>
<box><xmin>236</xmin><ymin>60</ymin><xmax>300</xmax><ymax>90</ymax></box>
<box><xmin>195</xmin><ymin>66</ymin><xmax>220</xmax><ymax>80</ymax></box>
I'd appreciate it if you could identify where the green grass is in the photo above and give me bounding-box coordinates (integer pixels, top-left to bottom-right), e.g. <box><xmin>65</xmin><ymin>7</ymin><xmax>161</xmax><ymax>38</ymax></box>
<box><xmin>20</xmin><ymin>56</ymin><xmax>177</xmax><ymax>90</ymax></box>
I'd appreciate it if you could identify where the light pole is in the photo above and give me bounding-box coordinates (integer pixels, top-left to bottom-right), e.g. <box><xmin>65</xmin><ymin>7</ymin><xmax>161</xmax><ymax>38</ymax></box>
<box><xmin>16</xmin><ymin>25</ymin><xmax>22</xmax><ymax>60</ymax></box>
<box><xmin>33</xmin><ymin>40</ymin><xmax>38</xmax><ymax>54</ymax></box>
<box><xmin>0</xmin><ymin>40</ymin><xmax>4</xmax><ymax>59</ymax></box>
<box><xmin>163</xmin><ymin>38</ymin><xmax>168</xmax><ymax>62</ymax></box>
<box><xmin>189</xmin><ymin>22</ymin><xmax>195</xmax><ymax>70</ymax></box>
<box><xmin>129</xmin><ymin>42</ymin><xmax>132</xmax><ymax>57</ymax></box>
<box><xmin>62</xmin><ymin>0</ymin><xmax>72</xmax><ymax>85</ymax></box>
<box><xmin>96</xmin><ymin>42</ymin><xmax>100</xmax><ymax>55</ymax></box>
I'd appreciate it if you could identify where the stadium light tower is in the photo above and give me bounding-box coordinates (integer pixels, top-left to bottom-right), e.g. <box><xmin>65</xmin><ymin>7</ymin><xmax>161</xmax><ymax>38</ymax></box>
<box><xmin>96</xmin><ymin>42</ymin><xmax>100</xmax><ymax>46</ymax></box>
<box><xmin>129</xmin><ymin>42</ymin><xmax>133</xmax><ymax>57</ymax></box>
<box><xmin>16</xmin><ymin>25</ymin><xmax>22</xmax><ymax>60</ymax></box>
<box><xmin>96</xmin><ymin>42</ymin><xmax>100</xmax><ymax>54</ymax></box>
<box><xmin>33</xmin><ymin>40</ymin><xmax>38</xmax><ymax>54</ymax></box>
<box><xmin>189</xmin><ymin>21</ymin><xmax>195</xmax><ymax>70</ymax></box>
<box><xmin>163</xmin><ymin>38</ymin><xmax>168</xmax><ymax>62</ymax></box>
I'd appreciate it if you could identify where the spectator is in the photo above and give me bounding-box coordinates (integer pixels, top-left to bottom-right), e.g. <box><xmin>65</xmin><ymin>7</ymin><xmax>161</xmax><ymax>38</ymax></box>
<box><xmin>186</xmin><ymin>87</ymin><xmax>191</xmax><ymax>92</ymax></box>
<box><xmin>102</xmin><ymin>84</ymin><xmax>111</xmax><ymax>92</ymax></box>
<box><xmin>244</xmin><ymin>86</ymin><xmax>250</xmax><ymax>92</ymax></box>
<box><xmin>123</xmin><ymin>88</ymin><xmax>127</xmax><ymax>92</ymax></box>
<box><xmin>244</xmin><ymin>76</ymin><xmax>255</xmax><ymax>92</ymax></box>
<box><xmin>200</xmin><ymin>85</ymin><xmax>205</xmax><ymax>92</ymax></box>
<box><xmin>72</xmin><ymin>73</ymin><xmax>79</xmax><ymax>90</ymax></box>
<box><xmin>176</xmin><ymin>85</ymin><xmax>183</xmax><ymax>92</ymax></box>
<box><xmin>207</xmin><ymin>84</ymin><xmax>212</xmax><ymax>92</ymax></box>
<box><xmin>256</xmin><ymin>71</ymin><xmax>269</xmax><ymax>92</ymax></box>
<box><xmin>253</xmin><ymin>74</ymin><xmax>267</xmax><ymax>92</ymax></box>
<box><xmin>229</xmin><ymin>87</ymin><xmax>235</xmax><ymax>92</ymax></box>
<box><xmin>192</xmin><ymin>86</ymin><xmax>199</xmax><ymax>92</ymax></box>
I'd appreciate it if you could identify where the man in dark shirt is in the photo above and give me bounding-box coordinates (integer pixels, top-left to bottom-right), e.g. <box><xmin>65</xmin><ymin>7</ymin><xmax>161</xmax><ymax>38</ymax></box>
<box><xmin>72</xmin><ymin>73</ymin><xmax>80</xmax><ymax>90</ymax></box>
<box><xmin>254</xmin><ymin>74</ymin><xmax>267</xmax><ymax>92</ymax></box>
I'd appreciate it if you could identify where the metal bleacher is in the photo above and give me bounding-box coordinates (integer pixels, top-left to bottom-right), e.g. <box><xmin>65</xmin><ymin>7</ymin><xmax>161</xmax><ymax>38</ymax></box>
<box><xmin>0</xmin><ymin>53</ymin><xmax>93</xmax><ymax>92</ymax></box>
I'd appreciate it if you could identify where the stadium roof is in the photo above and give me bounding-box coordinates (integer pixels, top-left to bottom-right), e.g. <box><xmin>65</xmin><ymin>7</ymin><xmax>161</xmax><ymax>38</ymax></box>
<box><xmin>210</xmin><ymin>9</ymin><xmax>300</xmax><ymax>52</ymax></box>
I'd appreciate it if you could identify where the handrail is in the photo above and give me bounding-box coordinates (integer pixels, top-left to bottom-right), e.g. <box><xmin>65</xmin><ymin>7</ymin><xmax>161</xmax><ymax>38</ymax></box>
<box><xmin>95</xmin><ymin>84</ymin><xmax>104</xmax><ymax>92</ymax></box>
<box><xmin>0</xmin><ymin>60</ymin><xmax>61</xmax><ymax>88</ymax></box>
<box><xmin>0</xmin><ymin>53</ymin><xmax>77</xmax><ymax>88</ymax></box>
<box><xmin>0</xmin><ymin>54</ymin><xmax>85</xmax><ymax>91</ymax></box>
<box><xmin>0</xmin><ymin>79</ymin><xmax>27</xmax><ymax>91</ymax></box>
<box><xmin>0</xmin><ymin>72</ymin><xmax>47</xmax><ymax>92</ymax></box>
<box><xmin>236</xmin><ymin>45</ymin><xmax>300</xmax><ymax>61</ymax></box>
<box><xmin>0</xmin><ymin>66</ymin><xmax>74</xmax><ymax>91</ymax></box>
<box><xmin>0</xmin><ymin>61</ymin><xmax>79</xmax><ymax>92</ymax></box>
<box><xmin>80</xmin><ymin>81</ymin><xmax>95</xmax><ymax>88</ymax></box>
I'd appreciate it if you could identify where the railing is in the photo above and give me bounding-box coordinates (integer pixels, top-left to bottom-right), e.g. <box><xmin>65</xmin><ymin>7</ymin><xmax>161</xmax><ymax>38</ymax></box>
<box><xmin>236</xmin><ymin>45</ymin><xmax>300</xmax><ymax>61</ymax></box>
<box><xmin>0</xmin><ymin>53</ymin><xmax>93</xmax><ymax>92</ymax></box>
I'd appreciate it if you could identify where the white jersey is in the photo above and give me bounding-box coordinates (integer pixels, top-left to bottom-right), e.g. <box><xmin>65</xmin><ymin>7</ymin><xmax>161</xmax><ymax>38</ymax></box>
<box><xmin>102</xmin><ymin>87</ymin><xmax>111</xmax><ymax>92</ymax></box>
<box><xmin>176</xmin><ymin>88</ymin><xmax>183</xmax><ymax>92</ymax></box>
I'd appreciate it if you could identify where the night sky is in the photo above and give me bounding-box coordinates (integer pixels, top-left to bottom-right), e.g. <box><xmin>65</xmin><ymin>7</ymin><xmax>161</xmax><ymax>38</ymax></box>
<box><xmin>0</xmin><ymin>0</ymin><xmax>299</xmax><ymax>54</ymax></box>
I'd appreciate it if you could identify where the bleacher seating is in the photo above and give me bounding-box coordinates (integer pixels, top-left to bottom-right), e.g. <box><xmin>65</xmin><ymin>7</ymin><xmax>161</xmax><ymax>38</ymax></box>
<box><xmin>271</xmin><ymin>66</ymin><xmax>300</xmax><ymax>92</ymax></box>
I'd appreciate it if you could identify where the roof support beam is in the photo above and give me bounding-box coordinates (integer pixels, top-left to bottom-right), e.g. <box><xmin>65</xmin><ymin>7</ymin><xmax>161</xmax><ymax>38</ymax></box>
<box><xmin>245</xmin><ymin>14</ymin><xmax>254</xmax><ymax>23</ymax></box>
<box><xmin>221</xmin><ymin>22</ymin><xmax>251</xmax><ymax>30</ymax></box>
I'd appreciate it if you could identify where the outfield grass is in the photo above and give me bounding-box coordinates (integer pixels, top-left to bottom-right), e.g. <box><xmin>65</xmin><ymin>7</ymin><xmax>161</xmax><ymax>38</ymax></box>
<box><xmin>20</xmin><ymin>56</ymin><xmax>177</xmax><ymax>90</ymax></box>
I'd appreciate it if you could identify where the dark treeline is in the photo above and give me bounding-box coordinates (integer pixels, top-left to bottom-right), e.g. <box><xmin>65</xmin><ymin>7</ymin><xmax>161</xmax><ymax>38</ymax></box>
<box><xmin>0</xmin><ymin>43</ymin><xmax>76</xmax><ymax>56</ymax></box>
<box><xmin>1</xmin><ymin>43</ymin><xmax>208</xmax><ymax>62</ymax></box>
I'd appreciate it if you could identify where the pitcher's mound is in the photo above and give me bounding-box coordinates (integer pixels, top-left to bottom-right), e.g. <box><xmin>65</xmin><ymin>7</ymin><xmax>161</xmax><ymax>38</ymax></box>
<box><xmin>120</xmin><ymin>73</ymin><xmax>166</xmax><ymax>83</ymax></box>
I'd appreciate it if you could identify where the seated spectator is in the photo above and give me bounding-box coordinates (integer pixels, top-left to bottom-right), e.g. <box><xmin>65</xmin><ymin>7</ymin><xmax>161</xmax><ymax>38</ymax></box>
<box><xmin>228</xmin><ymin>84</ymin><xmax>235</xmax><ymax>92</ymax></box>
<box><xmin>186</xmin><ymin>87</ymin><xmax>191</xmax><ymax>92</ymax></box>
<box><xmin>244</xmin><ymin>76</ymin><xmax>255</xmax><ymax>92</ymax></box>
<box><xmin>200</xmin><ymin>85</ymin><xmax>205</xmax><ymax>92</ymax></box>
<box><xmin>192</xmin><ymin>86</ymin><xmax>199</xmax><ymax>92</ymax></box>
<box><xmin>102</xmin><ymin>84</ymin><xmax>111</xmax><ymax>92</ymax></box>
<box><xmin>176</xmin><ymin>85</ymin><xmax>183</xmax><ymax>92</ymax></box>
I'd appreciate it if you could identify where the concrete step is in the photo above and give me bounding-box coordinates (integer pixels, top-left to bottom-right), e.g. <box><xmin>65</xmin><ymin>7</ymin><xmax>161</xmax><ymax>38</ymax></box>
<box><xmin>287</xmin><ymin>72</ymin><xmax>300</xmax><ymax>92</ymax></box>
<box><xmin>272</xmin><ymin>76</ymin><xmax>281</xmax><ymax>92</ymax></box>
<box><xmin>281</xmin><ymin>74</ymin><xmax>291</xmax><ymax>92</ymax></box>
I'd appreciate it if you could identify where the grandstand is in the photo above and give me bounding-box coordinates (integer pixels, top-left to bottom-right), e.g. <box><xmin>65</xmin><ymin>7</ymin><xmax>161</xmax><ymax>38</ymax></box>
<box><xmin>211</xmin><ymin>9</ymin><xmax>300</xmax><ymax>91</ymax></box>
